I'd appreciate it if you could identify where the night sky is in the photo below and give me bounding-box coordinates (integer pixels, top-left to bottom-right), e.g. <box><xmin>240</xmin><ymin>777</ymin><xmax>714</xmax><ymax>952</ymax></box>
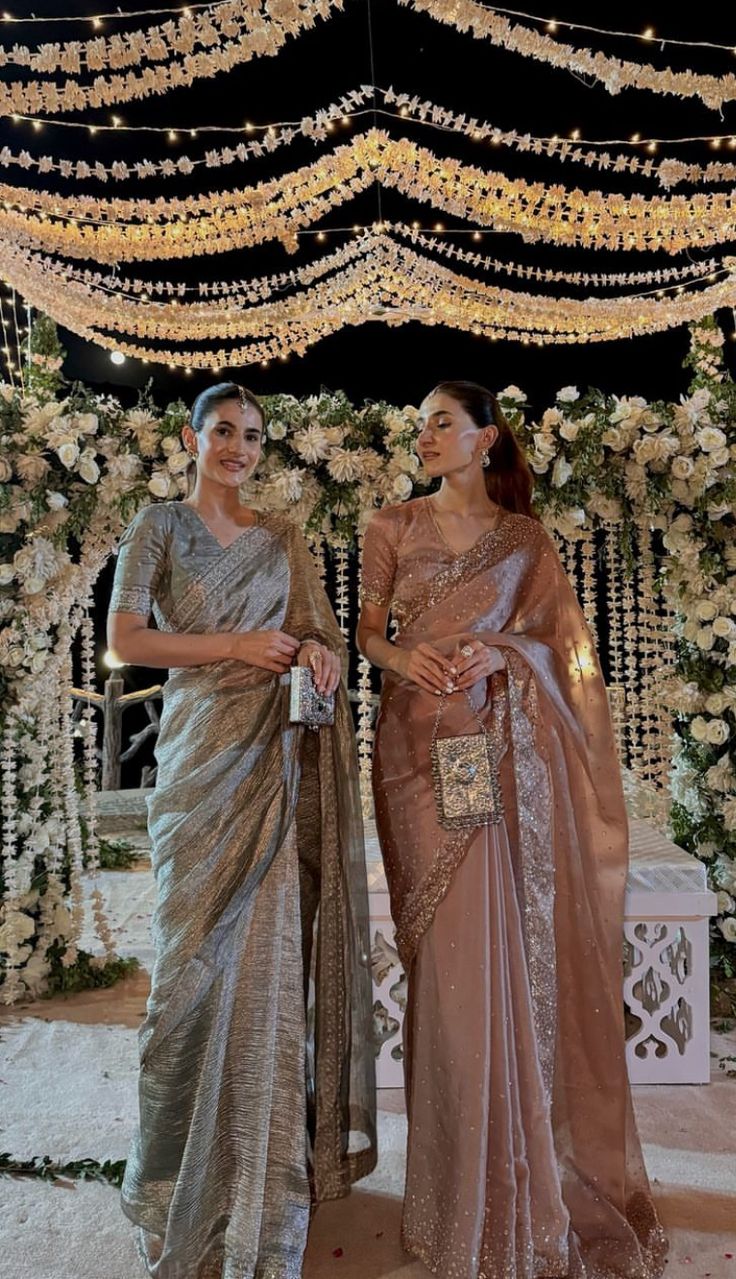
<box><xmin>3</xmin><ymin>1</ymin><xmax>736</xmax><ymax>415</ymax></box>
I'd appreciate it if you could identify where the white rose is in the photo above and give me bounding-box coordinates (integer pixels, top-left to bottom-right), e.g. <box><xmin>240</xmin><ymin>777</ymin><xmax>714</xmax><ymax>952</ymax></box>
<box><xmin>696</xmin><ymin>426</ymin><xmax>727</xmax><ymax>453</ymax></box>
<box><xmin>498</xmin><ymin>385</ymin><xmax>526</xmax><ymax>403</ymax></box>
<box><xmin>719</xmin><ymin>917</ymin><xmax>736</xmax><ymax>944</ymax></box>
<box><xmin>6</xmin><ymin>645</ymin><xmax>25</xmax><ymax>666</ymax></box>
<box><xmin>391</xmin><ymin>473</ymin><xmax>413</xmax><ymax>500</ymax></box>
<box><xmin>22</xmin><ymin>575</ymin><xmax>46</xmax><ymax>595</ymax></box>
<box><xmin>717</xmin><ymin>891</ymin><xmax>735</xmax><ymax>915</ymax></box>
<box><xmin>552</xmin><ymin>456</ymin><xmax>573</xmax><ymax>488</ymax></box>
<box><xmin>148</xmin><ymin>472</ymin><xmax>171</xmax><ymax>499</ymax></box>
<box><xmin>56</xmin><ymin>440</ymin><xmax>79</xmax><ymax>469</ymax></box>
<box><xmin>696</xmin><ymin>627</ymin><xmax>715</xmax><ymax>651</ymax></box>
<box><xmin>267</xmin><ymin>420</ymin><xmax>287</xmax><ymax>440</ymax></box>
<box><xmin>559</xmin><ymin>420</ymin><xmax>581</xmax><ymax>443</ymax></box>
<box><xmin>540</xmin><ymin>407</ymin><xmax>563</xmax><ymax>429</ymax></box>
<box><xmin>695</xmin><ymin>600</ymin><xmax>718</xmax><ymax>622</ymax></box>
<box><xmin>166</xmin><ymin>450</ymin><xmax>190</xmax><ymax>475</ymax></box>
<box><xmin>78</xmin><ymin>452</ymin><xmax>100</xmax><ymax>485</ymax></box>
<box><xmin>557</xmin><ymin>386</ymin><xmax>580</xmax><ymax>403</ymax></box>
<box><xmin>710</xmin><ymin>447</ymin><xmax>730</xmax><ymax>469</ymax></box>
<box><xmin>705</xmin><ymin>719</ymin><xmax>730</xmax><ymax>746</ymax></box>
<box><xmin>29</xmin><ymin>651</ymin><xmax>47</xmax><ymax>674</ymax></box>
<box><xmin>602</xmin><ymin>427</ymin><xmax>627</xmax><ymax>451</ymax></box>
<box><xmin>0</xmin><ymin>564</ymin><xmax>14</xmax><ymax>585</ymax></box>
<box><xmin>705</xmin><ymin>693</ymin><xmax>729</xmax><ymax>715</ymax></box>
<box><xmin>713</xmin><ymin>617</ymin><xmax>736</xmax><ymax>639</ymax></box>
<box><xmin>161</xmin><ymin>437</ymin><xmax>179</xmax><ymax>456</ymax></box>
<box><xmin>671</xmin><ymin>456</ymin><xmax>694</xmax><ymax>480</ymax></box>
<box><xmin>633</xmin><ymin>438</ymin><xmax>658</xmax><ymax>466</ymax></box>
<box><xmin>47</xmin><ymin>492</ymin><xmax>68</xmax><ymax>510</ymax></box>
<box><xmin>689</xmin><ymin>717</ymin><xmax>709</xmax><ymax>742</ymax></box>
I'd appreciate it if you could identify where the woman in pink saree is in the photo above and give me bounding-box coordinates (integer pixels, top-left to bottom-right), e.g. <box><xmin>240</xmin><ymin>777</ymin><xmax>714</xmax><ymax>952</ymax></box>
<box><xmin>358</xmin><ymin>382</ymin><xmax>666</xmax><ymax>1279</ymax></box>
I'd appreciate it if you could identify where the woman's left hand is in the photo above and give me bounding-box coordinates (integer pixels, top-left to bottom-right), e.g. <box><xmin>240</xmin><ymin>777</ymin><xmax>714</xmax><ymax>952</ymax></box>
<box><xmin>451</xmin><ymin>641</ymin><xmax>505</xmax><ymax>690</ymax></box>
<box><xmin>296</xmin><ymin>641</ymin><xmax>341</xmax><ymax>695</ymax></box>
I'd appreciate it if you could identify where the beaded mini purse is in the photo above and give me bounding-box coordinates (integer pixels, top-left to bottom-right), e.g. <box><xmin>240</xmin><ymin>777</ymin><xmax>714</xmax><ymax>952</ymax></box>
<box><xmin>289</xmin><ymin>665</ymin><xmax>335</xmax><ymax>730</ymax></box>
<box><xmin>431</xmin><ymin>691</ymin><xmax>504</xmax><ymax>829</ymax></box>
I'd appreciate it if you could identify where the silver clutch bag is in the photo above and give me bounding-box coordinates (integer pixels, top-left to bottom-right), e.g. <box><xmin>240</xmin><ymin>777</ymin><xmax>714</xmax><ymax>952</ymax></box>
<box><xmin>289</xmin><ymin>665</ymin><xmax>335</xmax><ymax>730</ymax></box>
<box><xmin>431</xmin><ymin>692</ymin><xmax>504</xmax><ymax>829</ymax></box>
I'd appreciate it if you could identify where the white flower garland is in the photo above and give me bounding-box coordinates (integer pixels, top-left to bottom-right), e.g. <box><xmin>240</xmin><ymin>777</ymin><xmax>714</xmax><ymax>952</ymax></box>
<box><xmin>0</xmin><ymin>1</ymin><xmax>341</xmax><ymax>118</ymax></box>
<box><xmin>402</xmin><ymin>0</ymin><xmax>736</xmax><ymax>113</ymax></box>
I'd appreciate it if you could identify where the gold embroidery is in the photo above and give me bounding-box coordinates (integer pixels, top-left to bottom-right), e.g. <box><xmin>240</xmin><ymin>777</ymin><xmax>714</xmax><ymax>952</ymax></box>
<box><xmin>506</xmin><ymin>650</ymin><xmax>557</xmax><ymax>1102</ymax></box>
<box><xmin>396</xmin><ymin>514</ymin><xmax>524</xmax><ymax>630</ymax></box>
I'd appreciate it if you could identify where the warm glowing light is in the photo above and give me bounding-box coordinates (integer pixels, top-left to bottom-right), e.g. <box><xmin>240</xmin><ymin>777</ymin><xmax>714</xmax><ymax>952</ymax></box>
<box><xmin>104</xmin><ymin>649</ymin><xmax>125</xmax><ymax>670</ymax></box>
<box><xmin>110</xmin><ymin>351</ymin><xmax>125</xmax><ymax>365</ymax></box>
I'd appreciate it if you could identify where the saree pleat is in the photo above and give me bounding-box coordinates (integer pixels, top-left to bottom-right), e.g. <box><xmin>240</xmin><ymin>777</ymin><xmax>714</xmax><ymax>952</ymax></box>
<box><xmin>109</xmin><ymin>503</ymin><xmax>376</xmax><ymax>1279</ymax></box>
<box><xmin>362</xmin><ymin>497</ymin><xmax>666</xmax><ymax>1279</ymax></box>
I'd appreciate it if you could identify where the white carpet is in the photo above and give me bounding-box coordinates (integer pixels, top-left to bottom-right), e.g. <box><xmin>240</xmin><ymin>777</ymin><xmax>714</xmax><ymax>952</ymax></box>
<box><xmin>2</xmin><ymin>1020</ymin><xmax>736</xmax><ymax>1279</ymax></box>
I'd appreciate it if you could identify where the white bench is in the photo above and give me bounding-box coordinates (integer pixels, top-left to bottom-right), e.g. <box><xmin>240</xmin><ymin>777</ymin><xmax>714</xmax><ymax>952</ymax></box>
<box><xmin>367</xmin><ymin>808</ymin><xmax>718</xmax><ymax>1089</ymax></box>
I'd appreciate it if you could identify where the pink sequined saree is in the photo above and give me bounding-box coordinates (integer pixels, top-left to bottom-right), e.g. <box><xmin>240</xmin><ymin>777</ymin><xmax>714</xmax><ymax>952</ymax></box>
<box><xmin>362</xmin><ymin>496</ymin><xmax>666</xmax><ymax>1279</ymax></box>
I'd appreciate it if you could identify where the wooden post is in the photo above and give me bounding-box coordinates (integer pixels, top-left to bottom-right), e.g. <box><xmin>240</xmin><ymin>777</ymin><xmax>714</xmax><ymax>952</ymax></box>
<box><xmin>101</xmin><ymin>672</ymin><xmax>124</xmax><ymax>791</ymax></box>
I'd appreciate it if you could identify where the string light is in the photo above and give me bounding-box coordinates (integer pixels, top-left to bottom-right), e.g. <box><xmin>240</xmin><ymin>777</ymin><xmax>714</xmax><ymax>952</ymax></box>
<box><xmin>403</xmin><ymin>0</ymin><xmax>736</xmax><ymax>61</ymax></box>
<box><xmin>5</xmin><ymin>131</ymin><xmax>736</xmax><ymax>262</ymax></box>
<box><xmin>0</xmin><ymin>2</ymin><xmax>342</xmax><ymax>115</ymax></box>
<box><xmin>4</xmin><ymin>234</ymin><xmax>735</xmax><ymax>368</ymax></box>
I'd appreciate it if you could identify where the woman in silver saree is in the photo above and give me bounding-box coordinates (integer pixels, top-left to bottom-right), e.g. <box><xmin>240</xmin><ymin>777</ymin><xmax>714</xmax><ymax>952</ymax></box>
<box><xmin>358</xmin><ymin>382</ymin><xmax>666</xmax><ymax>1279</ymax></box>
<box><xmin>108</xmin><ymin>383</ymin><xmax>376</xmax><ymax>1279</ymax></box>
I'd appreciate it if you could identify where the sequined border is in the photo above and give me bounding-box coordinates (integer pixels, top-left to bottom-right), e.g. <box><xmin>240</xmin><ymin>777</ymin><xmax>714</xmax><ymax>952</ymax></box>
<box><xmin>506</xmin><ymin>651</ymin><xmax>557</xmax><ymax>1103</ymax></box>
<box><xmin>395</xmin><ymin>513</ymin><xmax>526</xmax><ymax>631</ymax></box>
<box><xmin>108</xmin><ymin>583</ymin><xmax>154</xmax><ymax>615</ymax></box>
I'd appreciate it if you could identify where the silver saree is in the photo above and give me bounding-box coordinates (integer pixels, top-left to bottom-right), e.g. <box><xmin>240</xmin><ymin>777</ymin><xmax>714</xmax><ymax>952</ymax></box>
<box><xmin>109</xmin><ymin>502</ymin><xmax>377</xmax><ymax>1279</ymax></box>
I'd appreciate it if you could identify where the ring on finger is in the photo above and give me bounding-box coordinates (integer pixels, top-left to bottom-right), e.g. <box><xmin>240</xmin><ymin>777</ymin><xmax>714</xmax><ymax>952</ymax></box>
<box><xmin>460</xmin><ymin>643</ymin><xmax>475</xmax><ymax>658</ymax></box>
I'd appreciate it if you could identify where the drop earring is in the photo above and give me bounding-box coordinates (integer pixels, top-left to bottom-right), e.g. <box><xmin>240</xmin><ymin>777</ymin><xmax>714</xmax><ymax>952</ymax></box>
<box><xmin>480</xmin><ymin>448</ymin><xmax>490</xmax><ymax>468</ymax></box>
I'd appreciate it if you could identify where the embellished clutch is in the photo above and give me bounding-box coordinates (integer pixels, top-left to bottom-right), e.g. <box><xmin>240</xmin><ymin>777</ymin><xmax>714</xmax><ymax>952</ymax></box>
<box><xmin>431</xmin><ymin>692</ymin><xmax>504</xmax><ymax>829</ymax></box>
<box><xmin>289</xmin><ymin>665</ymin><xmax>335</xmax><ymax>730</ymax></box>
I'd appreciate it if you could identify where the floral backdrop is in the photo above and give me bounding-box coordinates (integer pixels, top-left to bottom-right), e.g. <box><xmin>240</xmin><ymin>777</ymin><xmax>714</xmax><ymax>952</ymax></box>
<box><xmin>0</xmin><ymin>315</ymin><xmax>735</xmax><ymax>1009</ymax></box>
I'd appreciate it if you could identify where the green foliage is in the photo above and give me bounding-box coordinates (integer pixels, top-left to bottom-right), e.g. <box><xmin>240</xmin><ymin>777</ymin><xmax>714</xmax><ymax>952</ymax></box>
<box><xmin>0</xmin><ymin>1152</ymin><xmax>126</xmax><ymax>1187</ymax></box>
<box><xmin>44</xmin><ymin>945</ymin><xmax>139</xmax><ymax>997</ymax></box>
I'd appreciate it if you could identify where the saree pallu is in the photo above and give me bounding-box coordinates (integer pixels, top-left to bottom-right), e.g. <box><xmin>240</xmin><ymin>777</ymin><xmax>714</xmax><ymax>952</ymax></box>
<box><xmin>363</xmin><ymin>498</ymin><xmax>666</xmax><ymax>1279</ymax></box>
<box><xmin>109</xmin><ymin>503</ymin><xmax>376</xmax><ymax>1279</ymax></box>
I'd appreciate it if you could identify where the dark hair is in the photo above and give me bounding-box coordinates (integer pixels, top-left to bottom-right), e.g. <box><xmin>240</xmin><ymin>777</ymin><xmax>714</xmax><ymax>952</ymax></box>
<box><xmin>430</xmin><ymin>380</ymin><xmax>537</xmax><ymax>519</ymax></box>
<box><xmin>186</xmin><ymin>382</ymin><xmax>264</xmax><ymax>493</ymax></box>
<box><xmin>190</xmin><ymin>381</ymin><xmax>264</xmax><ymax>434</ymax></box>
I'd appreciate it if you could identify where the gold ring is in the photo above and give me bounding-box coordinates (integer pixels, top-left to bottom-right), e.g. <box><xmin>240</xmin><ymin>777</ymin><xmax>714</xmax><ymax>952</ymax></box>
<box><xmin>308</xmin><ymin>650</ymin><xmax>321</xmax><ymax>670</ymax></box>
<box><xmin>460</xmin><ymin>644</ymin><xmax>474</xmax><ymax>658</ymax></box>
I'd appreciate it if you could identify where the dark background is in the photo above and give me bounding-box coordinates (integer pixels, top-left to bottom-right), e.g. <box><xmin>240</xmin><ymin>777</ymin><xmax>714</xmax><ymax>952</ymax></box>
<box><xmin>2</xmin><ymin>0</ymin><xmax>736</xmax><ymax>413</ymax></box>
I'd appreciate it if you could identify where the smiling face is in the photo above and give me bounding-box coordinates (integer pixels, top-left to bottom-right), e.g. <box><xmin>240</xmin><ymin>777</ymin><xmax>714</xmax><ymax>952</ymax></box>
<box><xmin>182</xmin><ymin>397</ymin><xmax>263</xmax><ymax>489</ymax></box>
<box><xmin>416</xmin><ymin>390</ymin><xmax>497</xmax><ymax>479</ymax></box>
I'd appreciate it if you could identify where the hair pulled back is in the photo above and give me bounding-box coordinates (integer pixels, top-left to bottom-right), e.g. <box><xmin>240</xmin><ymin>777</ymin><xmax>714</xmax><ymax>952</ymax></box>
<box><xmin>430</xmin><ymin>380</ymin><xmax>537</xmax><ymax>519</ymax></box>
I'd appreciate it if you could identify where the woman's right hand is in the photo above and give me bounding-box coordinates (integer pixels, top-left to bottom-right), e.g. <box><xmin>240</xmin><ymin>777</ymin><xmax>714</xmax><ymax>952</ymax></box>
<box><xmin>231</xmin><ymin>630</ymin><xmax>300</xmax><ymax>674</ymax></box>
<box><xmin>395</xmin><ymin>643</ymin><xmax>457</xmax><ymax>695</ymax></box>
